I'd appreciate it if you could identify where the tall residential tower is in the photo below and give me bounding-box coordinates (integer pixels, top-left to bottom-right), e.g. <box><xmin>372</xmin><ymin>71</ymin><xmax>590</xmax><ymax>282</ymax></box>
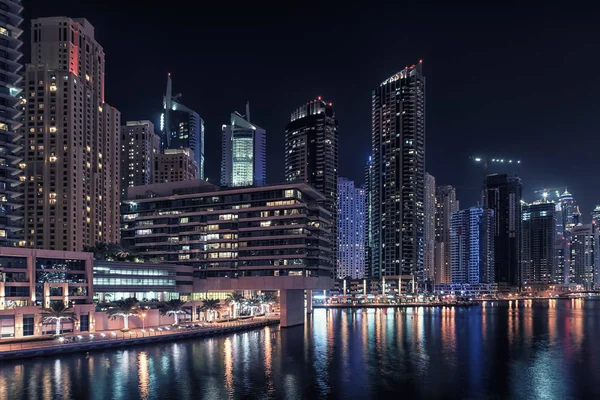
<box><xmin>0</xmin><ymin>0</ymin><xmax>24</xmax><ymax>246</ymax></box>
<box><xmin>24</xmin><ymin>17</ymin><xmax>120</xmax><ymax>250</ymax></box>
<box><xmin>371</xmin><ymin>62</ymin><xmax>425</xmax><ymax>283</ymax></box>
<box><xmin>434</xmin><ymin>185</ymin><xmax>459</xmax><ymax>283</ymax></box>
<box><xmin>120</xmin><ymin>120</ymin><xmax>160</xmax><ymax>198</ymax></box>
<box><xmin>337</xmin><ymin>178</ymin><xmax>365</xmax><ymax>279</ymax></box>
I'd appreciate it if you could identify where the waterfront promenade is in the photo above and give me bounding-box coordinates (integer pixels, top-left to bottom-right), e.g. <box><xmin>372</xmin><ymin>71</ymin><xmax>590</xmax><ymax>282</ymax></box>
<box><xmin>0</xmin><ymin>316</ymin><xmax>279</xmax><ymax>361</ymax></box>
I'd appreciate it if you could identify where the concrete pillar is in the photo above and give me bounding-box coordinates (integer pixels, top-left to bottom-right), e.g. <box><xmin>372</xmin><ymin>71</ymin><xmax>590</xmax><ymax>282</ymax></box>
<box><xmin>306</xmin><ymin>290</ymin><xmax>313</xmax><ymax>314</ymax></box>
<box><xmin>280</xmin><ymin>289</ymin><xmax>304</xmax><ymax>328</ymax></box>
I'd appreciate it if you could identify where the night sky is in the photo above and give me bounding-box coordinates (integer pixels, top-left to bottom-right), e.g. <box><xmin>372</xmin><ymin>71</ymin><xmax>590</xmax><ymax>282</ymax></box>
<box><xmin>25</xmin><ymin>1</ymin><xmax>600</xmax><ymax>218</ymax></box>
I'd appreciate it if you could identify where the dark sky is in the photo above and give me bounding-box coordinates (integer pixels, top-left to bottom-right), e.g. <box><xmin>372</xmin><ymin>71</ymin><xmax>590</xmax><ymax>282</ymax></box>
<box><xmin>25</xmin><ymin>0</ymin><xmax>600</xmax><ymax>218</ymax></box>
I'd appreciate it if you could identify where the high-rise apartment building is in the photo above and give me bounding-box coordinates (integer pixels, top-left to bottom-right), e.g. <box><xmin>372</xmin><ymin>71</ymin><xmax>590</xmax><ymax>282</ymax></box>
<box><xmin>285</xmin><ymin>98</ymin><xmax>338</xmax><ymax>269</ymax></box>
<box><xmin>424</xmin><ymin>173</ymin><xmax>436</xmax><ymax>284</ymax></box>
<box><xmin>120</xmin><ymin>120</ymin><xmax>160</xmax><ymax>198</ymax></box>
<box><xmin>521</xmin><ymin>201</ymin><xmax>555</xmax><ymax>285</ymax></box>
<box><xmin>371</xmin><ymin>62</ymin><xmax>425</xmax><ymax>282</ymax></box>
<box><xmin>337</xmin><ymin>178</ymin><xmax>365</xmax><ymax>279</ymax></box>
<box><xmin>161</xmin><ymin>74</ymin><xmax>204</xmax><ymax>179</ymax></box>
<box><xmin>0</xmin><ymin>0</ymin><xmax>24</xmax><ymax>246</ymax></box>
<box><xmin>153</xmin><ymin>149</ymin><xmax>198</xmax><ymax>184</ymax></box>
<box><xmin>24</xmin><ymin>18</ymin><xmax>120</xmax><ymax>250</ymax></box>
<box><xmin>434</xmin><ymin>185</ymin><xmax>459</xmax><ymax>283</ymax></box>
<box><xmin>559</xmin><ymin>189</ymin><xmax>576</xmax><ymax>233</ymax></box>
<box><xmin>570</xmin><ymin>223</ymin><xmax>596</xmax><ymax>290</ymax></box>
<box><xmin>484</xmin><ymin>174</ymin><xmax>522</xmax><ymax>287</ymax></box>
<box><xmin>449</xmin><ymin>206</ymin><xmax>494</xmax><ymax>284</ymax></box>
<box><xmin>364</xmin><ymin>156</ymin><xmax>374</xmax><ymax>278</ymax></box>
<box><xmin>220</xmin><ymin>104</ymin><xmax>266</xmax><ymax>187</ymax></box>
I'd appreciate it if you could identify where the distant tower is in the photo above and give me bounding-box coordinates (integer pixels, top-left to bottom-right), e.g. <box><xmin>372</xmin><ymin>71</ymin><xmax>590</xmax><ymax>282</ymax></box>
<box><xmin>120</xmin><ymin>121</ymin><xmax>160</xmax><ymax>199</ymax></box>
<box><xmin>337</xmin><ymin>178</ymin><xmax>366</xmax><ymax>279</ymax></box>
<box><xmin>220</xmin><ymin>103</ymin><xmax>266</xmax><ymax>187</ymax></box>
<box><xmin>424</xmin><ymin>173</ymin><xmax>436</xmax><ymax>286</ymax></box>
<box><xmin>364</xmin><ymin>156</ymin><xmax>374</xmax><ymax>278</ymax></box>
<box><xmin>449</xmin><ymin>206</ymin><xmax>494</xmax><ymax>284</ymax></box>
<box><xmin>161</xmin><ymin>74</ymin><xmax>204</xmax><ymax>179</ymax></box>
<box><xmin>285</xmin><ymin>98</ymin><xmax>338</xmax><ymax>271</ymax></box>
<box><xmin>371</xmin><ymin>61</ymin><xmax>425</xmax><ymax>284</ymax></box>
<box><xmin>521</xmin><ymin>201</ymin><xmax>556</xmax><ymax>285</ymax></box>
<box><xmin>484</xmin><ymin>174</ymin><xmax>523</xmax><ymax>287</ymax></box>
<box><xmin>435</xmin><ymin>186</ymin><xmax>459</xmax><ymax>283</ymax></box>
<box><xmin>570</xmin><ymin>224</ymin><xmax>596</xmax><ymax>289</ymax></box>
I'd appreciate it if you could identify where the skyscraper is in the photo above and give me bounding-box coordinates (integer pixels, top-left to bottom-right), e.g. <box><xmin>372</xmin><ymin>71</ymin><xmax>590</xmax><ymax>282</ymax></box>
<box><xmin>161</xmin><ymin>74</ymin><xmax>204</xmax><ymax>179</ymax></box>
<box><xmin>521</xmin><ymin>201</ymin><xmax>555</xmax><ymax>285</ymax></box>
<box><xmin>570</xmin><ymin>224</ymin><xmax>596</xmax><ymax>290</ymax></box>
<box><xmin>0</xmin><ymin>0</ymin><xmax>23</xmax><ymax>246</ymax></box>
<box><xmin>337</xmin><ymin>178</ymin><xmax>365</xmax><ymax>279</ymax></box>
<box><xmin>559</xmin><ymin>189</ymin><xmax>576</xmax><ymax>233</ymax></box>
<box><xmin>371</xmin><ymin>62</ymin><xmax>425</xmax><ymax>282</ymax></box>
<box><xmin>449</xmin><ymin>206</ymin><xmax>494</xmax><ymax>284</ymax></box>
<box><xmin>285</xmin><ymin>98</ymin><xmax>338</xmax><ymax>270</ymax></box>
<box><xmin>120</xmin><ymin>120</ymin><xmax>160</xmax><ymax>199</ymax></box>
<box><xmin>484</xmin><ymin>174</ymin><xmax>522</xmax><ymax>287</ymax></box>
<box><xmin>364</xmin><ymin>156</ymin><xmax>374</xmax><ymax>278</ymax></box>
<box><xmin>220</xmin><ymin>103</ymin><xmax>266</xmax><ymax>187</ymax></box>
<box><xmin>434</xmin><ymin>185</ymin><xmax>459</xmax><ymax>283</ymax></box>
<box><xmin>24</xmin><ymin>17</ymin><xmax>120</xmax><ymax>250</ymax></box>
<box><xmin>424</xmin><ymin>173</ymin><xmax>436</xmax><ymax>285</ymax></box>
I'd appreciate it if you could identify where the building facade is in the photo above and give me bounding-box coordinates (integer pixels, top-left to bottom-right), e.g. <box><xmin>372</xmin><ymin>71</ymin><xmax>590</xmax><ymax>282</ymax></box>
<box><xmin>220</xmin><ymin>104</ymin><xmax>266</xmax><ymax>187</ymax></box>
<box><xmin>424</xmin><ymin>173</ymin><xmax>436</xmax><ymax>285</ymax></box>
<box><xmin>285</xmin><ymin>98</ymin><xmax>338</xmax><ymax>272</ymax></box>
<box><xmin>336</xmin><ymin>178</ymin><xmax>365</xmax><ymax>279</ymax></box>
<box><xmin>161</xmin><ymin>74</ymin><xmax>204</xmax><ymax>179</ymax></box>
<box><xmin>434</xmin><ymin>185</ymin><xmax>458</xmax><ymax>284</ymax></box>
<box><xmin>121</xmin><ymin>180</ymin><xmax>333</xmax><ymax>279</ymax></box>
<box><xmin>521</xmin><ymin>202</ymin><xmax>556</xmax><ymax>285</ymax></box>
<box><xmin>153</xmin><ymin>148</ymin><xmax>198</xmax><ymax>184</ymax></box>
<box><xmin>570</xmin><ymin>223</ymin><xmax>596</xmax><ymax>290</ymax></box>
<box><xmin>371</xmin><ymin>62</ymin><xmax>425</xmax><ymax>282</ymax></box>
<box><xmin>484</xmin><ymin>174</ymin><xmax>522</xmax><ymax>287</ymax></box>
<box><xmin>364</xmin><ymin>156</ymin><xmax>374</xmax><ymax>278</ymax></box>
<box><xmin>0</xmin><ymin>0</ymin><xmax>24</xmax><ymax>247</ymax></box>
<box><xmin>24</xmin><ymin>17</ymin><xmax>120</xmax><ymax>251</ymax></box>
<box><xmin>449</xmin><ymin>206</ymin><xmax>494</xmax><ymax>284</ymax></box>
<box><xmin>120</xmin><ymin>120</ymin><xmax>160</xmax><ymax>199</ymax></box>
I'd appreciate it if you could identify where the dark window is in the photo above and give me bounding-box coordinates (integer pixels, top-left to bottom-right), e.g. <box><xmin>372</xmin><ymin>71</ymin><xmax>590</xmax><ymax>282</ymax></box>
<box><xmin>23</xmin><ymin>315</ymin><xmax>34</xmax><ymax>336</ymax></box>
<box><xmin>79</xmin><ymin>314</ymin><xmax>89</xmax><ymax>332</ymax></box>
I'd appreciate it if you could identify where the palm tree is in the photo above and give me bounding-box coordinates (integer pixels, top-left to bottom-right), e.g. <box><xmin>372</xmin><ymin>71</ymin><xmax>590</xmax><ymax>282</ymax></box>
<box><xmin>160</xmin><ymin>299</ymin><xmax>189</xmax><ymax>325</ymax></box>
<box><xmin>246</xmin><ymin>298</ymin><xmax>261</xmax><ymax>316</ymax></box>
<box><xmin>259</xmin><ymin>293</ymin><xmax>277</xmax><ymax>313</ymax></box>
<box><xmin>106</xmin><ymin>297</ymin><xmax>140</xmax><ymax>331</ymax></box>
<box><xmin>225</xmin><ymin>293</ymin><xmax>245</xmax><ymax>317</ymax></box>
<box><xmin>201</xmin><ymin>299</ymin><xmax>221</xmax><ymax>321</ymax></box>
<box><xmin>40</xmin><ymin>302</ymin><xmax>77</xmax><ymax>335</ymax></box>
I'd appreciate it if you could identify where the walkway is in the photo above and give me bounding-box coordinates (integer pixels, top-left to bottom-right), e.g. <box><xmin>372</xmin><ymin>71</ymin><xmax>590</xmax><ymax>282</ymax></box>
<box><xmin>0</xmin><ymin>316</ymin><xmax>280</xmax><ymax>361</ymax></box>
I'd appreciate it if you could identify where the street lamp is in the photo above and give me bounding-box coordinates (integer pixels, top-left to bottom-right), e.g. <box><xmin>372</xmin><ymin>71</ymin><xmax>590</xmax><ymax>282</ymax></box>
<box><xmin>141</xmin><ymin>312</ymin><xmax>146</xmax><ymax>330</ymax></box>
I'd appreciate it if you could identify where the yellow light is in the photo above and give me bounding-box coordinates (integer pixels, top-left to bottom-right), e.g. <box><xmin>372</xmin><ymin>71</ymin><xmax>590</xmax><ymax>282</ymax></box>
<box><xmin>49</xmin><ymin>126</ymin><xmax>57</xmax><ymax>133</ymax></box>
<box><xmin>50</xmin><ymin>85</ymin><xmax>57</xmax><ymax>92</ymax></box>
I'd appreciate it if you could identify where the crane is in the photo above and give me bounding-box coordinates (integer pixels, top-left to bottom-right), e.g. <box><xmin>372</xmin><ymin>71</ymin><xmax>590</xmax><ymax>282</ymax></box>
<box><xmin>533</xmin><ymin>188</ymin><xmax>562</xmax><ymax>203</ymax></box>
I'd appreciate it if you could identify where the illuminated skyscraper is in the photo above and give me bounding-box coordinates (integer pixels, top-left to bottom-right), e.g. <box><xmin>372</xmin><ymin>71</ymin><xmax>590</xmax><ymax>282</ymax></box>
<box><xmin>435</xmin><ymin>185</ymin><xmax>459</xmax><ymax>283</ymax></box>
<box><xmin>364</xmin><ymin>156</ymin><xmax>374</xmax><ymax>278</ymax></box>
<box><xmin>161</xmin><ymin>74</ymin><xmax>204</xmax><ymax>179</ymax></box>
<box><xmin>570</xmin><ymin>223</ymin><xmax>596</xmax><ymax>290</ymax></box>
<box><xmin>0</xmin><ymin>0</ymin><xmax>23</xmax><ymax>246</ymax></box>
<box><xmin>371</xmin><ymin>62</ymin><xmax>425</xmax><ymax>283</ymax></box>
<box><xmin>25</xmin><ymin>17</ymin><xmax>120</xmax><ymax>250</ymax></box>
<box><xmin>424</xmin><ymin>173</ymin><xmax>436</xmax><ymax>285</ymax></box>
<box><xmin>521</xmin><ymin>201</ymin><xmax>555</xmax><ymax>285</ymax></box>
<box><xmin>120</xmin><ymin>120</ymin><xmax>160</xmax><ymax>198</ymax></box>
<box><xmin>449</xmin><ymin>206</ymin><xmax>494</xmax><ymax>284</ymax></box>
<box><xmin>221</xmin><ymin>103</ymin><xmax>266</xmax><ymax>187</ymax></box>
<box><xmin>337</xmin><ymin>178</ymin><xmax>365</xmax><ymax>279</ymax></box>
<box><xmin>285</xmin><ymin>98</ymin><xmax>338</xmax><ymax>271</ymax></box>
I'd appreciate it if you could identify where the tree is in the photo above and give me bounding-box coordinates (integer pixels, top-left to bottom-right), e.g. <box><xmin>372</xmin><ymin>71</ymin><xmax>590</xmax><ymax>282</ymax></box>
<box><xmin>160</xmin><ymin>299</ymin><xmax>189</xmax><ymax>325</ymax></box>
<box><xmin>106</xmin><ymin>298</ymin><xmax>140</xmax><ymax>330</ymax></box>
<box><xmin>201</xmin><ymin>299</ymin><xmax>221</xmax><ymax>321</ymax></box>
<box><xmin>259</xmin><ymin>293</ymin><xmax>277</xmax><ymax>313</ymax></box>
<box><xmin>225</xmin><ymin>293</ymin><xmax>245</xmax><ymax>317</ymax></box>
<box><xmin>40</xmin><ymin>302</ymin><xmax>77</xmax><ymax>335</ymax></box>
<box><xmin>246</xmin><ymin>298</ymin><xmax>261</xmax><ymax>316</ymax></box>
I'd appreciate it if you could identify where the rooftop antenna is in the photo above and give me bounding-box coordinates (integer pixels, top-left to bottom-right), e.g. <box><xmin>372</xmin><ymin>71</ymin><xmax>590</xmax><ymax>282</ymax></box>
<box><xmin>245</xmin><ymin>101</ymin><xmax>250</xmax><ymax>123</ymax></box>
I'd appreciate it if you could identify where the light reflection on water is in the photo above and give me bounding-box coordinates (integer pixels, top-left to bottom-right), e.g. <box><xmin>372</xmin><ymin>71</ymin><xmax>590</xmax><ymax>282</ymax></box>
<box><xmin>2</xmin><ymin>300</ymin><xmax>600</xmax><ymax>399</ymax></box>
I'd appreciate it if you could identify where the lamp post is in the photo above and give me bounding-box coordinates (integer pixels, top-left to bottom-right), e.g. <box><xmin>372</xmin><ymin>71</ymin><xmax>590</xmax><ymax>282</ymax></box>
<box><xmin>141</xmin><ymin>312</ymin><xmax>146</xmax><ymax>330</ymax></box>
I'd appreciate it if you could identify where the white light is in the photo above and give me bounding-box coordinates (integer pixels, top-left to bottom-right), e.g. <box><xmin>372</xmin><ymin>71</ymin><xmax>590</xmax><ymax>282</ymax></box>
<box><xmin>517</xmin><ymin>160</ymin><xmax>521</xmax><ymax>164</ymax></box>
<box><xmin>474</xmin><ymin>158</ymin><xmax>481</xmax><ymax>162</ymax></box>
<box><xmin>509</xmin><ymin>160</ymin><xmax>513</xmax><ymax>163</ymax></box>
<box><xmin>500</xmin><ymin>159</ymin><xmax>504</xmax><ymax>162</ymax></box>
<box><xmin>491</xmin><ymin>159</ymin><xmax>496</xmax><ymax>162</ymax></box>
